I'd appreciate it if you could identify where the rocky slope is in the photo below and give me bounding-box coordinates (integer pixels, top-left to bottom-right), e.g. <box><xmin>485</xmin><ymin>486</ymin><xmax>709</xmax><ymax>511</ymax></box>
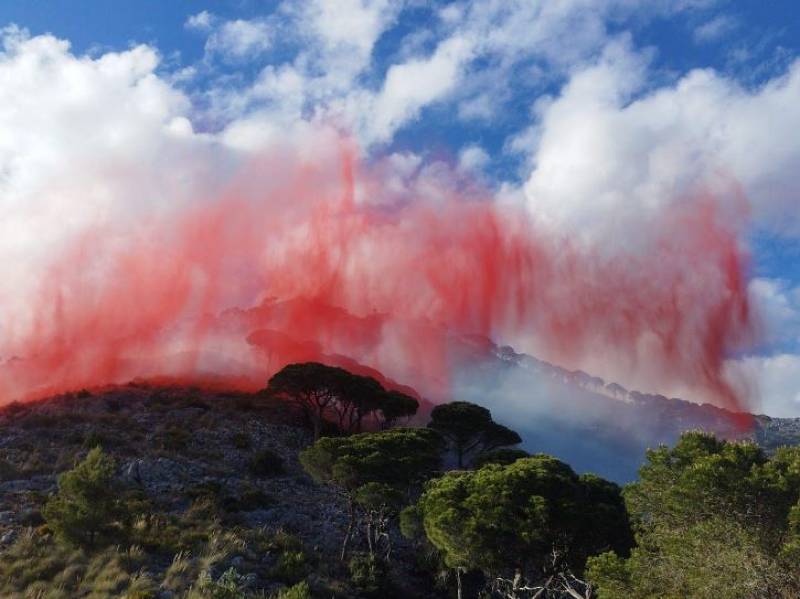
<box><xmin>0</xmin><ymin>384</ymin><xmax>436</xmax><ymax>597</ymax></box>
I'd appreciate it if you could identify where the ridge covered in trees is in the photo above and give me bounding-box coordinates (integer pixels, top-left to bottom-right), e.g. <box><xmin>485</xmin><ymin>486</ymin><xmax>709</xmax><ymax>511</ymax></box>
<box><xmin>1</xmin><ymin>362</ymin><xmax>799</xmax><ymax>598</ymax></box>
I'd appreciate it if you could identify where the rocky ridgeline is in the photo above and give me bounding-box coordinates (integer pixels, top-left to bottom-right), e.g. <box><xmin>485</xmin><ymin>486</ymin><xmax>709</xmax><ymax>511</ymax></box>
<box><xmin>493</xmin><ymin>342</ymin><xmax>800</xmax><ymax>445</ymax></box>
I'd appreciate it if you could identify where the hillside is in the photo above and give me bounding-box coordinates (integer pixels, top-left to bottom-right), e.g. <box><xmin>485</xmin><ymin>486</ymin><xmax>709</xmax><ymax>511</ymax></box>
<box><xmin>0</xmin><ymin>385</ymin><xmax>439</xmax><ymax>598</ymax></box>
<box><xmin>2</xmin><ymin>373</ymin><xmax>800</xmax><ymax>597</ymax></box>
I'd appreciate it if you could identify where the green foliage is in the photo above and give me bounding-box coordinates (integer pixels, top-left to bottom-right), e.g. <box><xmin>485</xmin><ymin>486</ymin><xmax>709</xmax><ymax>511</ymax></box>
<box><xmin>348</xmin><ymin>552</ymin><xmax>390</xmax><ymax>597</ymax></box>
<box><xmin>274</xmin><ymin>581</ymin><xmax>312</xmax><ymax>599</ymax></box>
<box><xmin>416</xmin><ymin>455</ymin><xmax>632</xmax><ymax>583</ymax></box>
<box><xmin>353</xmin><ymin>482</ymin><xmax>404</xmax><ymax>512</ymax></box>
<box><xmin>472</xmin><ymin>448</ymin><xmax>529</xmax><ymax>468</ymax></box>
<box><xmin>249</xmin><ymin>448</ymin><xmax>286</xmax><ymax>477</ymax></box>
<box><xmin>82</xmin><ymin>429</ymin><xmax>112</xmax><ymax>449</ymax></box>
<box><xmin>271</xmin><ymin>550</ymin><xmax>308</xmax><ymax>584</ymax></box>
<box><xmin>427</xmin><ymin>401</ymin><xmax>521</xmax><ymax>468</ymax></box>
<box><xmin>194</xmin><ymin>567</ymin><xmax>248</xmax><ymax>599</ymax></box>
<box><xmin>398</xmin><ymin>505</ymin><xmax>424</xmax><ymax>540</ymax></box>
<box><xmin>300</xmin><ymin>427</ymin><xmax>444</xmax><ymax>493</ymax></box>
<box><xmin>588</xmin><ymin>432</ymin><xmax>800</xmax><ymax>598</ymax></box>
<box><xmin>42</xmin><ymin>447</ymin><xmax>131</xmax><ymax>548</ymax></box>
<box><xmin>301</xmin><ymin>427</ymin><xmax>443</xmax><ymax>559</ymax></box>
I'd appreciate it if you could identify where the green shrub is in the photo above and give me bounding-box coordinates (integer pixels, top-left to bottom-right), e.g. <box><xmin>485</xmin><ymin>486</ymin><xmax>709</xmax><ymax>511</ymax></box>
<box><xmin>192</xmin><ymin>567</ymin><xmax>248</xmax><ymax>599</ymax></box>
<box><xmin>399</xmin><ymin>505</ymin><xmax>423</xmax><ymax>540</ymax></box>
<box><xmin>472</xmin><ymin>448</ymin><xmax>529</xmax><ymax>468</ymax></box>
<box><xmin>43</xmin><ymin>447</ymin><xmax>132</xmax><ymax>548</ymax></box>
<box><xmin>270</xmin><ymin>530</ymin><xmax>302</xmax><ymax>552</ymax></box>
<box><xmin>275</xmin><ymin>581</ymin><xmax>312</xmax><ymax>599</ymax></box>
<box><xmin>82</xmin><ymin>429</ymin><xmax>112</xmax><ymax>449</ymax></box>
<box><xmin>249</xmin><ymin>448</ymin><xmax>285</xmax><ymax>477</ymax></box>
<box><xmin>348</xmin><ymin>553</ymin><xmax>389</xmax><ymax>597</ymax></box>
<box><xmin>271</xmin><ymin>550</ymin><xmax>307</xmax><ymax>584</ymax></box>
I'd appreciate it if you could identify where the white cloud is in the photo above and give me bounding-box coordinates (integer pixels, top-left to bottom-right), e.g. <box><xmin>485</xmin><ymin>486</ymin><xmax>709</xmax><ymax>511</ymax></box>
<box><xmin>457</xmin><ymin>93</ymin><xmax>494</xmax><ymax>121</ymax></box>
<box><xmin>185</xmin><ymin>10</ymin><xmax>214</xmax><ymax>32</ymax></box>
<box><xmin>205</xmin><ymin>18</ymin><xmax>272</xmax><ymax>61</ymax></box>
<box><xmin>271</xmin><ymin>0</ymin><xmax>403</xmax><ymax>100</ymax></box>
<box><xmin>694</xmin><ymin>14</ymin><xmax>738</xmax><ymax>44</ymax></box>
<box><xmin>749</xmin><ymin>278</ymin><xmax>800</xmax><ymax>349</ymax></box>
<box><xmin>522</xmin><ymin>41</ymin><xmax>800</xmax><ymax>245</ymax></box>
<box><xmin>0</xmin><ymin>29</ymin><xmax>225</xmax><ymax>331</ymax></box>
<box><xmin>367</xmin><ymin>35</ymin><xmax>475</xmax><ymax>143</ymax></box>
<box><xmin>197</xmin><ymin>0</ymin><xmax>717</xmax><ymax>149</ymax></box>
<box><xmin>732</xmin><ymin>354</ymin><xmax>800</xmax><ymax>417</ymax></box>
<box><xmin>458</xmin><ymin>144</ymin><xmax>490</xmax><ymax>173</ymax></box>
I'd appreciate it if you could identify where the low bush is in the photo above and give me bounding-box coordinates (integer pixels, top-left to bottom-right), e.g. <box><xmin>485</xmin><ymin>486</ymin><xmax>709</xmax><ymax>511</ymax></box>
<box><xmin>43</xmin><ymin>447</ymin><xmax>133</xmax><ymax>548</ymax></box>
<box><xmin>271</xmin><ymin>551</ymin><xmax>307</xmax><ymax>584</ymax></box>
<box><xmin>155</xmin><ymin>426</ymin><xmax>191</xmax><ymax>451</ymax></box>
<box><xmin>248</xmin><ymin>448</ymin><xmax>285</xmax><ymax>477</ymax></box>
<box><xmin>191</xmin><ymin>567</ymin><xmax>248</xmax><ymax>599</ymax></box>
<box><xmin>348</xmin><ymin>553</ymin><xmax>390</xmax><ymax>597</ymax></box>
<box><xmin>0</xmin><ymin>457</ymin><xmax>18</xmax><ymax>481</ymax></box>
<box><xmin>82</xmin><ymin>429</ymin><xmax>113</xmax><ymax>449</ymax></box>
<box><xmin>274</xmin><ymin>581</ymin><xmax>312</xmax><ymax>599</ymax></box>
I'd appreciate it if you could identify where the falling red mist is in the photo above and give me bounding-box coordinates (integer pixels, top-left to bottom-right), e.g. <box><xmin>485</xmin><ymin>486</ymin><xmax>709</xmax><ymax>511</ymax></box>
<box><xmin>0</xmin><ymin>140</ymin><xmax>755</xmax><ymax>425</ymax></box>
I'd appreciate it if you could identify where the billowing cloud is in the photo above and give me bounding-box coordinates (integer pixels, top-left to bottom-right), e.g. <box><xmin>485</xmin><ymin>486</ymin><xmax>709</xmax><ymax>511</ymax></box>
<box><xmin>524</xmin><ymin>41</ymin><xmax>800</xmax><ymax>243</ymax></box>
<box><xmin>0</xmin><ymin>29</ymin><xmax>218</xmax><ymax>327</ymax></box>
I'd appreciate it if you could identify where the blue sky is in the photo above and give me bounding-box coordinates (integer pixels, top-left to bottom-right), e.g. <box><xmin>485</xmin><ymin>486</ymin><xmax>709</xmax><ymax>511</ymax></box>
<box><xmin>1</xmin><ymin>1</ymin><xmax>800</xmax><ymax>414</ymax></box>
<box><xmin>2</xmin><ymin>2</ymin><xmax>797</xmax><ymax>173</ymax></box>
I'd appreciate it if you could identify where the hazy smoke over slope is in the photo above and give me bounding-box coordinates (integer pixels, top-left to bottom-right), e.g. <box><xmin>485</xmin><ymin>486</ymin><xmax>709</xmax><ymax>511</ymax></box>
<box><xmin>0</xmin><ymin>136</ymin><xmax>753</xmax><ymax>412</ymax></box>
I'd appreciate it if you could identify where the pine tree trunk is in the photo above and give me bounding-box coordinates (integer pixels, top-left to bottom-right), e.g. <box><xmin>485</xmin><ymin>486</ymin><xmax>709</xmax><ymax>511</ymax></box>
<box><xmin>456</xmin><ymin>567</ymin><xmax>463</xmax><ymax>599</ymax></box>
<box><xmin>366</xmin><ymin>519</ymin><xmax>374</xmax><ymax>556</ymax></box>
<box><xmin>312</xmin><ymin>413</ymin><xmax>321</xmax><ymax>440</ymax></box>
<box><xmin>340</xmin><ymin>498</ymin><xmax>355</xmax><ymax>561</ymax></box>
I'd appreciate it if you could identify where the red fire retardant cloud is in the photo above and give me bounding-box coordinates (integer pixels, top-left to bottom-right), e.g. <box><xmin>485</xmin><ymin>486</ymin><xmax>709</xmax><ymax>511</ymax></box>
<box><xmin>0</xmin><ymin>139</ymin><xmax>754</xmax><ymax>421</ymax></box>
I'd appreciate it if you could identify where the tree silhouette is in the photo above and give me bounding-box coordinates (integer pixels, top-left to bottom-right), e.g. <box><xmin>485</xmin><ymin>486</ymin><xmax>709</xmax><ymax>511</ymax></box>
<box><xmin>267</xmin><ymin>362</ymin><xmax>403</xmax><ymax>437</ymax></box>
<box><xmin>427</xmin><ymin>401</ymin><xmax>521</xmax><ymax>468</ymax></box>
<box><xmin>266</xmin><ymin>362</ymin><xmax>350</xmax><ymax>439</ymax></box>
<box><xmin>377</xmin><ymin>390</ymin><xmax>419</xmax><ymax>429</ymax></box>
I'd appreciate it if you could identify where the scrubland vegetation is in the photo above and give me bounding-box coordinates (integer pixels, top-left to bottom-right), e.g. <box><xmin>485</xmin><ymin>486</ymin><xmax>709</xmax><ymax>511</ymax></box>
<box><xmin>1</xmin><ymin>362</ymin><xmax>800</xmax><ymax>598</ymax></box>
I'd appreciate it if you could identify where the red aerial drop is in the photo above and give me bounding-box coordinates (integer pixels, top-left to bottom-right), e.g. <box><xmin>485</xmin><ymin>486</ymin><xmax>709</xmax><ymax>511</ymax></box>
<box><xmin>0</xmin><ymin>138</ymin><xmax>755</xmax><ymax>421</ymax></box>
